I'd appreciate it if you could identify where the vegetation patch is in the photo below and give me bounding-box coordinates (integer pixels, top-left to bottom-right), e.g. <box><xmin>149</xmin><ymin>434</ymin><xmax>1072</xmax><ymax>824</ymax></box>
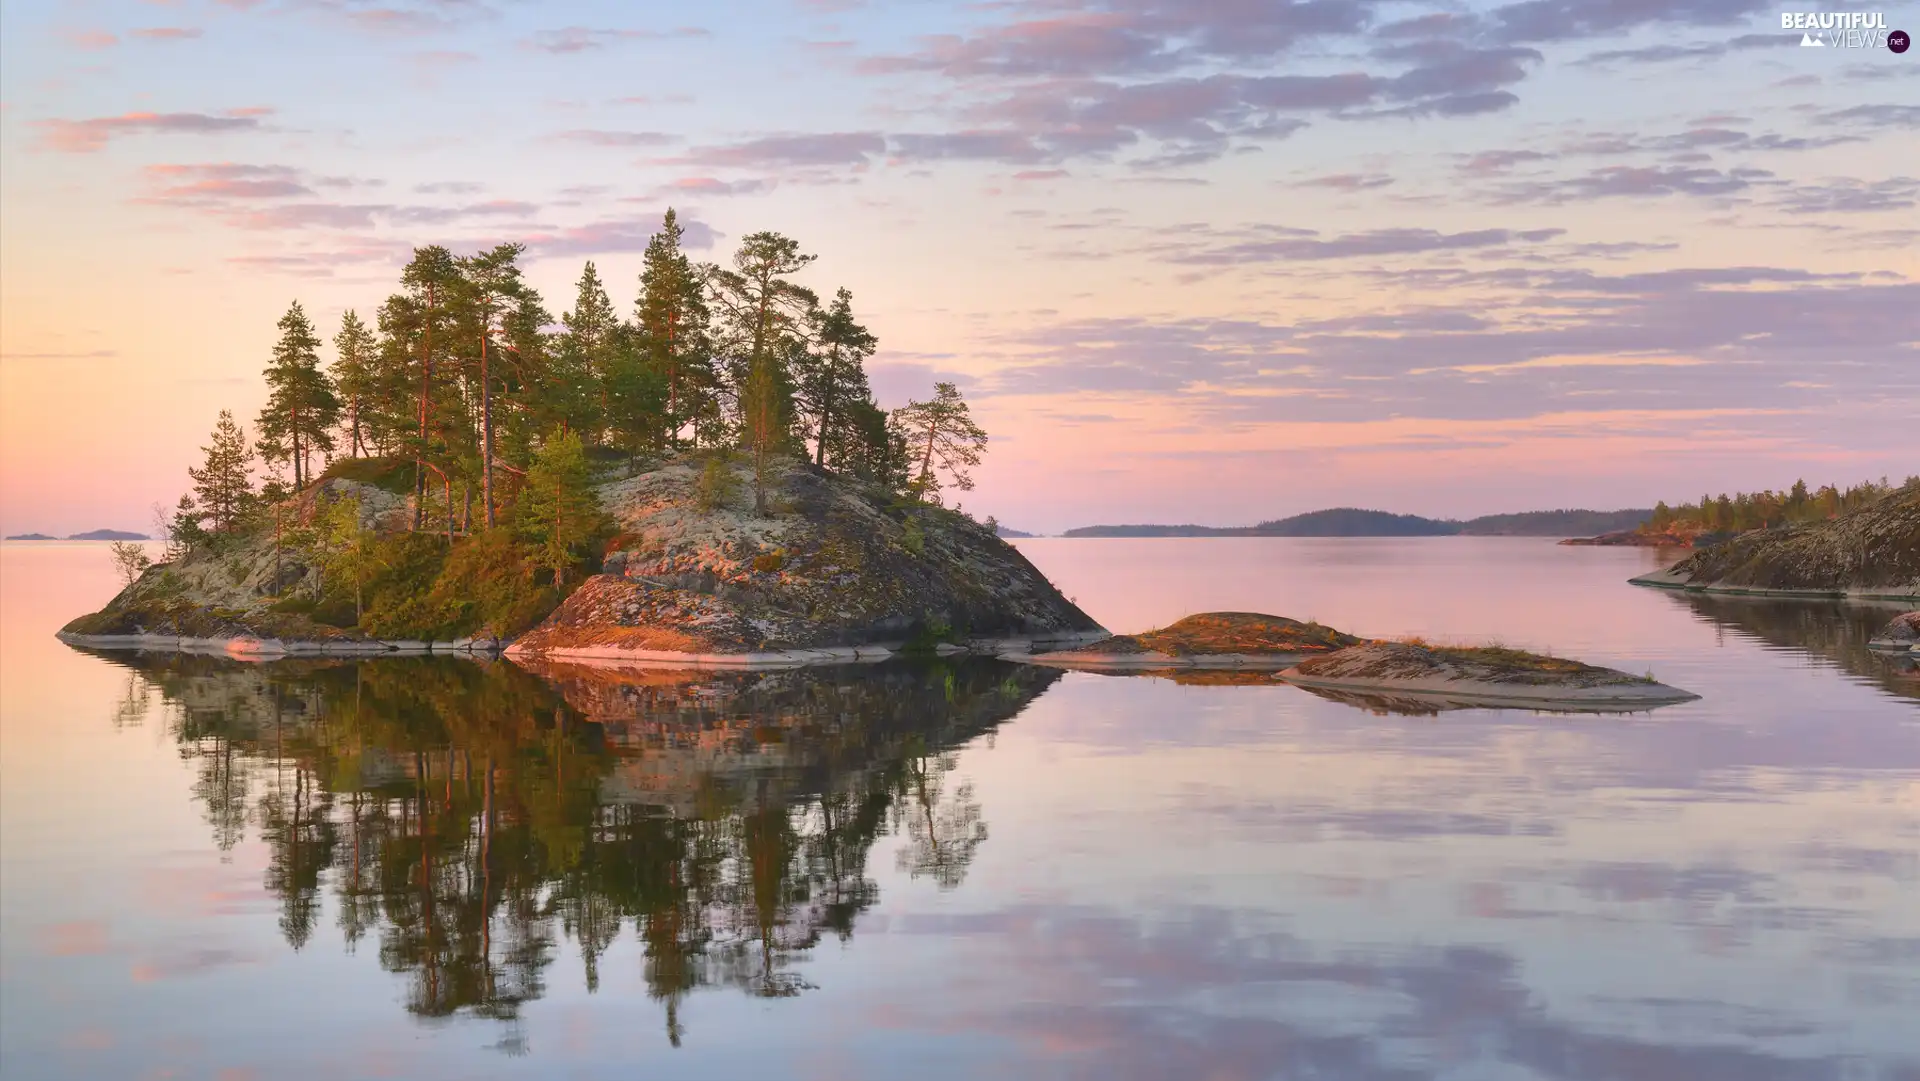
<box><xmin>1078</xmin><ymin>612</ymin><xmax>1362</xmax><ymax>657</ymax></box>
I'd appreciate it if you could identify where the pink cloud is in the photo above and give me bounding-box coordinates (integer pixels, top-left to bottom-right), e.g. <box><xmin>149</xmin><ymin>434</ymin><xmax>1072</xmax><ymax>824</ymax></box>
<box><xmin>130</xmin><ymin>27</ymin><xmax>203</xmax><ymax>41</ymax></box>
<box><xmin>34</xmin><ymin>111</ymin><xmax>268</xmax><ymax>153</ymax></box>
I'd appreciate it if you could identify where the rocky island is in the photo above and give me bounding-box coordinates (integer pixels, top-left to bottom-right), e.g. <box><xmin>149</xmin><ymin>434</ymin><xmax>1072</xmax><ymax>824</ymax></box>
<box><xmin>1279</xmin><ymin>641</ymin><xmax>1699</xmax><ymax>710</ymax></box>
<box><xmin>59</xmin><ymin>220</ymin><xmax>1109</xmax><ymax>667</ymax></box>
<box><xmin>1014</xmin><ymin>611</ymin><xmax>1360</xmax><ymax>670</ymax></box>
<box><xmin>1631</xmin><ymin>483</ymin><xmax>1919</xmax><ymax>601</ymax></box>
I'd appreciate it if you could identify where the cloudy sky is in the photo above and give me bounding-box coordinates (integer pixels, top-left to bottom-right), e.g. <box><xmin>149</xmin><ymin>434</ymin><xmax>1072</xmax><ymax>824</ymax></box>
<box><xmin>2</xmin><ymin>0</ymin><xmax>1916</xmax><ymax>534</ymax></box>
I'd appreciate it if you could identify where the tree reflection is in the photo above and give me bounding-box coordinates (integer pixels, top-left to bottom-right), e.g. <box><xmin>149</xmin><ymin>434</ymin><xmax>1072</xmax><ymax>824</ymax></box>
<box><xmin>1662</xmin><ymin>593</ymin><xmax>1920</xmax><ymax>701</ymax></box>
<box><xmin>91</xmin><ymin>651</ymin><xmax>1058</xmax><ymax>1047</ymax></box>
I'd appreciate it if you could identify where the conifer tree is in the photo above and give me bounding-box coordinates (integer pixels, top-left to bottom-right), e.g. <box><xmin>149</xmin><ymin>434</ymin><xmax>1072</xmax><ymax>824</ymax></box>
<box><xmin>516</xmin><ymin>430</ymin><xmax>601</xmax><ymax>586</ymax></box>
<box><xmin>795</xmin><ymin>287</ymin><xmax>879</xmax><ymax>470</ymax></box>
<box><xmin>455</xmin><ymin>243</ymin><xmax>531</xmax><ymax>528</ymax></box>
<box><xmin>894</xmin><ymin>382</ymin><xmax>987</xmax><ymax>502</ymax></box>
<box><xmin>636</xmin><ymin>209</ymin><xmax>715</xmax><ymax>449</ymax></box>
<box><xmin>398</xmin><ymin>246</ymin><xmax>460</xmax><ymax>529</ymax></box>
<box><xmin>331</xmin><ymin>310</ymin><xmax>378</xmax><ymax>458</ymax></box>
<box><xmin>257</xmin><ymin>302</ymin><xmax>340</xmax><ymax>490</ymax></box>
<box><xmin>189</xmin><ymin>410</ymin><xmax>255</xmax><ymax>533</ymax></box>
<box><xmin>707</xmin><ymin>232</ymin><xmax>818</xmax><ymax>515</ymax></box>
<box><xmin>564</xmin><ymin>261</ymin><xmax>618</xmax><ymax>430</ymax></box>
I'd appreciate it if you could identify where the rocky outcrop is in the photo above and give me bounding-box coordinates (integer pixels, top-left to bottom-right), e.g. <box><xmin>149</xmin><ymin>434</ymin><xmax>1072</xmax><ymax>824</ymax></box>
<box><xmin>58</xmin><ymin>478</ymin><xmax>495</xmax><ymax>657</ymax></box>
<box><xmin>1279</xmin><ymin>642</ymin><xmax>1698</xmax><ymax>708</ymax></box>
<box><xmin>1015</xmin><ymin>612</ymin><xmax>1362</xmax><ymax>670</ymax></box>
<box><xmin>507</xmin><ymin>456</ymin><xmax>1104</xmax><ymax>666</ymax></box>
<box><xmin>1870</xmin><ymin>611</ymin><xmax>1920</xmax><ymax>652</ymax></box>
<box><xmin>1630</xmin><ymin>485</ymin><xmax>1920</xmax><ymax>601</ymax></box>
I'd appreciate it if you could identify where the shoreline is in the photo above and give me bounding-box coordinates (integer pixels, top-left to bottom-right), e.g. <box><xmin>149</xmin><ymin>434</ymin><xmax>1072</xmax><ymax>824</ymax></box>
<box><xmin>56</xmin><ymin>628</ymin><xmax>1112</xmax><ymax>669</ymax></box>
<box><xmin>1007</xmin><ymin>649</ymin><xmax>1313</xmax><ymax>671</ymax></box>
<box><xmin>1629</xmin><ymin>569</ymin><xmax>1920</xmax><ymax>603</ymax></box>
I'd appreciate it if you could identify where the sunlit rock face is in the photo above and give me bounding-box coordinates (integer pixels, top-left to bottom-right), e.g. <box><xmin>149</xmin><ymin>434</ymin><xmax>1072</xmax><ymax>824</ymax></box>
<box><xmin>1633</xmin><ymin>484</ymin><xmax>1920</xmax><ymax>601</ymax></box>
<box><xmin>510</xmin><ymin>456</ymin><xmax>1104</xmax><ymax>660</ymax></box>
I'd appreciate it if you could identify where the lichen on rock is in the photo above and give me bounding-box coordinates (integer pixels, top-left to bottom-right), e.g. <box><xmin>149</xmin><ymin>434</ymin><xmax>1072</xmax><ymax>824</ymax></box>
<box><xmin>509</xmin><ymin>455</ymin><xmax>1103</xmax><ymax>661</ymax></box>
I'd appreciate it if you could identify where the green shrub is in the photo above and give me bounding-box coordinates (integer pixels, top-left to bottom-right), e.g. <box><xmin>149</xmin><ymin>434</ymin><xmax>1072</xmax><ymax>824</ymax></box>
<box><xmin>317</xmin><ymin>455</ymin><xmax>416</xmax><ymax>495</ymax></box>
<box><xmin>902</xmin><ymin>517</ymin><xmax>926</xmax><ymax>557</ymax></box>
<box><xmin>698</xmin><ymin>456</ymin><xmax>739</xmax><ymax>511</ymax></box>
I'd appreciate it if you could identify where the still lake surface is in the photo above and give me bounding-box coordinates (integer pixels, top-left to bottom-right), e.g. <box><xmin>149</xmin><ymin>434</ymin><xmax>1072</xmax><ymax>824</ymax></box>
<box><xmin>1</xmin><ymin>538</ymin><xmax>1916</xmax><ymax>1081</ymax></box>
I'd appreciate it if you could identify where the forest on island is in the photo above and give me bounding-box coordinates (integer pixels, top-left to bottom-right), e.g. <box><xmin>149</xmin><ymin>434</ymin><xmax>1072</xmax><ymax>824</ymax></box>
<box><xmin>133</xmin><ymin>213</ymin><xmax>991</xmax><ymax>638</ymax></box>
<box><xmin>1642</xmin><ymin>477</ymin><xmax>1918</xmax><ymax>537</ymax></box>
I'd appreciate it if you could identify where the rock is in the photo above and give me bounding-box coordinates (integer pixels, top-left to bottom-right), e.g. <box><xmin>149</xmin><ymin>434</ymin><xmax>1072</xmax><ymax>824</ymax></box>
<box><xmin>1016</xmin><ymin>612</ymin><xmax>1362</xmax><ymax>671</ymax></box>
<box><xmin>507</xmin><ymin>456</ymin><xmax>1102</xmax><ymax>665</ymax></box>
<box><xmin>1280</xmin><ymin>641</ymin><xmax>1699</xmax><ymax>708</ymax></box>
<box><xmin>1869</xmin><ymin>611</ymin><xmax>1920</xmax><ymax>651</ymax></box>
<box><xmin>1631</xmin><ymin>485</ymin><xmax>1920</xmax><ymax>601</ymax></box>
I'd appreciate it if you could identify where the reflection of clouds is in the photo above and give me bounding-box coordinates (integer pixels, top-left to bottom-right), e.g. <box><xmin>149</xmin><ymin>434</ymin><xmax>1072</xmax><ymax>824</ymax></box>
<box><xmin>863</xmin><ymin>903</ymin><xmax>1903</xmax><ymax>1080</ymax></box>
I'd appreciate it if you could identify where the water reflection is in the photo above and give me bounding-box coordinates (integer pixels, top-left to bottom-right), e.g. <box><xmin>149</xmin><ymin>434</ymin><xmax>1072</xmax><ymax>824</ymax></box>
<box><xmin>1661</xmin><ymin>593</ymin><xmax>1920</xmax><ymax>700</ymax></box>
<box><xmin>82</xmin><ymin>651</ymin><xmax>1058</xmax><ymax>1046</ymax></box>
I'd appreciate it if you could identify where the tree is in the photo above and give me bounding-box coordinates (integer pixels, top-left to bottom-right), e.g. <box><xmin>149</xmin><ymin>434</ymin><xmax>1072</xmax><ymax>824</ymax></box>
<box><xmin>456</xmin><ymin>243</ymin><xmax>531</xmax><ymax>530</ymax></box>
<box><xmin>893</xmin><ymin>382</ymin><xmax>987</xmax><ymax>502</ymax></box>
<box><xmin>561</xmin><ymin>262</ymin><xmax>617</xmax><ymax>435</ymax></box>
<box><xmin>314</xmin><ymin>495</ymin><xmax>380</xmax><ymax>622</ymax></box>
<box><xmin>515</xmin><ymin>430</ymin><xmax>602</xmax><ymax>586</ymax></box>
<box><xmin>707</xmin><ymin>232</ymin><xmax>818</xmax><ymax>515</ymax></box>
<box><xmin>795</xmin><ymin>288</ymin><xmax>879</xmax><ymax>470</ymax></box>
<box><xmin>397</xmin><ymin>246</ymin><xmax>460</xmax><ymax>530</ymax></box>
<box><xmin>331</xmin><ymin>311</ymin><xmax>378</xmax><ymax>458</ymax></box>
<box><xmin>257</xmin><ymin>302</ymin><xmax>340</xmax><ymax>490</ymax></box>
<box><xmin>636</xmin><ymin>209</ymin><xmax>715</xmax><ymax>449</ymax></box>
<box><xmin>109</xmin><ymin>541</ymin><xmax>151</xmax><ymax>587</ymax></box>
<box><xmin>189</xmin><ymin>410</ymin><xmax>255</xmax><ymax>533</ymax></box>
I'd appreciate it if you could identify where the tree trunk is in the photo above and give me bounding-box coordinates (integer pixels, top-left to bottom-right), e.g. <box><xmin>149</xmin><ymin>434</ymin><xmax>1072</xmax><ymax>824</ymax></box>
<box><xmin>413</xmin><ymin>285</ymin><xmax>436</xmax><ymax>530</ymax></box>
<box><xmin>918</xmin><ymin>420</ymin><xmax>940</xmax><ymax>491</ymax></box>
<box><xmin>814</xmin><ymin>388</ymin><xmax>833</xmax><ymax>468</ymax></box>
<box><xmin>480</xmin><ymin>324</ymin><xmax>496</xmax><ymax>528</ymax></box>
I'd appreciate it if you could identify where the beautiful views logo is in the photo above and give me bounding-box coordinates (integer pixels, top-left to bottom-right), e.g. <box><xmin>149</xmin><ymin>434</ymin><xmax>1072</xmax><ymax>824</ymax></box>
<box><xmin>1781</xmin><ymin>11</ymin><xmax>1902</xmax><ymax>48</ymax></box>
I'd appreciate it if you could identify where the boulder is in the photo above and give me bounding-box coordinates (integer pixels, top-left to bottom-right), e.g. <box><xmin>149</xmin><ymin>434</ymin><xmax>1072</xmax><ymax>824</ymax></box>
<box><xmin>1280</xmin><ymin>641</ymin><xmax>1699</xmax><ymax>708</ymax></box>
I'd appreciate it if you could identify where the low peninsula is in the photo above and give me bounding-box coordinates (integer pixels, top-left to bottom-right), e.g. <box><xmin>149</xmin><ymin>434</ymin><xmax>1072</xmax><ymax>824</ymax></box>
<box><xmin>1280</xmin><ymin>642</ymin><xmax>1699</xmax><ymax>709</ymax></box>
<box><xmin>1631</xmin><ymin>483</ymin><xmax>1919</xmax><ymax>601</ymax></box>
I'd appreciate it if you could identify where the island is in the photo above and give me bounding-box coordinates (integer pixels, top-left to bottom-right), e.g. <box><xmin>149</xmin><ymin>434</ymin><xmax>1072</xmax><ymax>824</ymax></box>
<box><xmin>1013</xmin><ymin>611</ymin><xmax>1361</xmax><ymax>670</ymax></box>
<box><xmin>5</xmin><ymin>533</ymin><xmax>57</xmax><ymax>541</ymax></box>
<box><xmin>1631</xmin><ymin>483</ymin><xmax>1919</xmax><ymax>601</ymax></box>
<box><xmin>1279</xmin><ymin>641</ymin><xmax>1700</xmax><ymax>710</ymax></box>
<box><xmin>59</xmin><ymin>217</ymin><xmax>1107</xmax><ymax>665</ymax></box>
<box><xmin>70</xmin><ymin>529</ymin><xmax>150</xmax><ymax>541</ymax></box>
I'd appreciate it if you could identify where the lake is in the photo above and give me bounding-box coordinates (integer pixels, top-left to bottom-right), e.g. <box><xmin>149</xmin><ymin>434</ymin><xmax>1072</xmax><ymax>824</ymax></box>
<box><xmin>1</xmin><ymin>538</ymin><xmax>1915</xmax><ymax>1081</ymax></box>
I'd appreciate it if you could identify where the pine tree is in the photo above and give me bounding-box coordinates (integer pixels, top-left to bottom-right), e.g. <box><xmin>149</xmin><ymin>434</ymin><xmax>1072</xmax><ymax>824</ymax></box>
<box><xmin>894</xmin><ymin>382</ymin><xmax>987</xmax><ymax>502</ymax></box>
<box><xmin>707</xmin><ymin>231</ymin><xmax>818</xmax><ymax>515</ymax></box>
<box><xmin>256</xmin><ymin>302</ymin><xmax>340</xmax><ymax>490</ymax></box>
<box><xmin>563</xmin><ymin>261</ymin><xmax>618</xmax><ymax>433</ymax></box>
<box><xmin>636</xmin><ymin>209</ymin><xmax>716</xmax><ymax>449</ymax></box>
<box><xmin>455</xmin><ymin>243</ymin><xmax>531</xmax><ymax>529</ymax></box>
<box><xmin>188</xmin><ymin>410</ymin><xmax>255</xmax><ymax>533</ymax></box>
<box><xmin>516</xmin><ymin>429</ymin><xmax>601</xmax><ymax>586</ymax></box>
<box><xmin>397</xmin><ymin>246</ymin><xmax>460</xmax><ymax>529</ymax></box>
<box><xmin>795</xmin><ymin>287</ymin><xmax>879</xmax><ymax>470</ymax></box>
<box><xmin>331</xmin><ymin>311</ymin><xmax>378</xmax><ymax>458</ymax></box>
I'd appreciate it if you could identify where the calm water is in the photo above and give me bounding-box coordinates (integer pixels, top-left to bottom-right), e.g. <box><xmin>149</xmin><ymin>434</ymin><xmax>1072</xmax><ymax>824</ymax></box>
<box><xmin>2</xmin><ymin>538</ymin><xmax>1916</xmax><ymax>1081</ymax></box>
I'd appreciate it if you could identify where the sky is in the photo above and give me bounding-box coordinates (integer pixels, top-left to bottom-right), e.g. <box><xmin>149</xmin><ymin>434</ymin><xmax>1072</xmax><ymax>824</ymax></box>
<box><xmin>1</xmin><ymin>0</ymin><xmax>1916</xmax><ymax>536</ymax></box>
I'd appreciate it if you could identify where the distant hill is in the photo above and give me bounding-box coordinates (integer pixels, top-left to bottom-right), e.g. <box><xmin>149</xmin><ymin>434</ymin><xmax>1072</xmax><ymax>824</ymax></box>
<box><xmin>67</xmin><ymin>530</ymin><xmax>149</xmax><ymax>541</ymax></box>
<box><xmin>1458</xmin><ymin>509</ymin><xmax>1652</xmax><ymax>536</ymax></box>
<box><xmin>1250</xmin><ymin>508</ymin><xmax>1458</xmax><ymax>537</ymax></box>
<box><xmin>5</xmin><ymin>533</ymin><xmax>57</xmax><ymax>541</ymax></box>
<box><xmin>1061</xmin><ymin>506</ymin><xmax>1658</xmax><ymax>539</ymax></box>
<box><xmin>1063</xmin><ymin>509</ymin><xmax>1458</xmax><ymax>538</ymax></box>
<box><xmin>995</xmin><ymin>526</ymin><xmax>1038</xmax><ymax>539</ymax></box>
<box><xmin>1060</xmin><ymin>524</ymin><xmax>1230</xmax><ymax>538</ymax></box>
